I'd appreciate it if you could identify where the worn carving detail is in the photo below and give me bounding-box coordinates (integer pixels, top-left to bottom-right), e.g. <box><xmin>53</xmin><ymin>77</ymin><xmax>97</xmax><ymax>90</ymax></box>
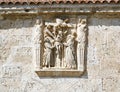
<box><xmin>76</xmin><ymin>19</ymin><xmax>87</xmax><ymax>71</ymax></box>
<box><xmin>33</xmin><ymin>18</ymin><xmax>87</xmax><ymax>76</ymax></box>
<box><xmin>33</xmin><ymin>19</ymin><xmax>45</xmax><ymax>70</ymax></box>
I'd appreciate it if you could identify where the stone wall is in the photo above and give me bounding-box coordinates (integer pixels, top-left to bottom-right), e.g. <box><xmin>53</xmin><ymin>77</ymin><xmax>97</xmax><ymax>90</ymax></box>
<box><xmin>0</xmin><ymin>13</ymin><xmax>120</xmax><ymax>92</ymax></box>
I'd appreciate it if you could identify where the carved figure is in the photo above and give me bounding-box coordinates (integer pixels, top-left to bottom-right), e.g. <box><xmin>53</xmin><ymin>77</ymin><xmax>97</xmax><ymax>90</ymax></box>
<box><xmin>43</xmin><ymin>34</ymin><xmax>54</xmax><ymax>68</ymax></box>
<box><xmin>33</xmin><ymin>19</ymin><xmax>45</xmax><ymax>44</ymax></box>
<box><xmin>33</xmin><ymin>18</ymin><xmax>87</xmax><ymax>71</ymax></box>
<box><xmin>44</xmin><ymin>25</ymin><xmax>55</xmax><ymax>39</ymax></box>
<box><xmin>76</xmin><ymin>19</ymin><xmax>86</xmax><ymax>70</ymax></box>
<box><xmin>54</xmin><ymin>31</ymin><xmax>63</xmax><ymax>67</ymax></box>
<box><xmin>64</xmin><ymin>33</ymin><xmax>76</xmax><ymax>69</ymax></box>
<box><xmin>53</xmin><ymin>18</ymin><xmax>74</xmax><ymax>68</ymax></box>
<box><xmin>33</xmin><ymin>19</ymin><xmax>45</xmax><ymax>69</ymax></box>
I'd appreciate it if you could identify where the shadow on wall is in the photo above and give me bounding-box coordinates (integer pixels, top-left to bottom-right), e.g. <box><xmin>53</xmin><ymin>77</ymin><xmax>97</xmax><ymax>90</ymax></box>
<box><xmin>0</xmin><ymin>14</ymin><xmax>120</xmax><ymax>29</ymax></box>
<box><xmin>0</xmin><ymin>15</ymin><xmax>37</xmax><ymax>29</ymax></box>
<box><xmin>88</xmin><ymin>16</ymin><xmax>120</xmax><ymax>27</ymax></box>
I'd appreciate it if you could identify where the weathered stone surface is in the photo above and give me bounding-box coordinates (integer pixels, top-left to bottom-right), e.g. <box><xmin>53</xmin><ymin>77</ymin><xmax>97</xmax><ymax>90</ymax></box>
<box><xmin>102</xmin><ymin>77</ymin><xmax>120</xmax><ymax>92</ymax></box>
<box><xmin>87</xmin><ymin>17</ymin><xmax>120</xmax><ymax>79</ymax></box>
<box><xmin>0</xmin><ymin>14</ymin><xmax>120</xmax><ymax>92</ymax></box>
<box><xmin>23</xmin><ymin>79</ymin><xmax>102</xmax><ymax>92</ymax></box>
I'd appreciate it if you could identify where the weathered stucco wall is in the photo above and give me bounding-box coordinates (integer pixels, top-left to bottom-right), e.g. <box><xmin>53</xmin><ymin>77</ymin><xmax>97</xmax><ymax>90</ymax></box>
<box><xmin>0</xmin><ymin>13</ymin><xmax>120</xmax><ymax>92</ymax></box>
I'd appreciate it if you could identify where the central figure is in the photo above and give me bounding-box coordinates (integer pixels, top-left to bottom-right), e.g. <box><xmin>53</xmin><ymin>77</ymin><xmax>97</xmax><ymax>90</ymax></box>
<box><xmin>43</xmin><ymin>18</ymin><xmax>77</xmax><ymax>69</ymax></box>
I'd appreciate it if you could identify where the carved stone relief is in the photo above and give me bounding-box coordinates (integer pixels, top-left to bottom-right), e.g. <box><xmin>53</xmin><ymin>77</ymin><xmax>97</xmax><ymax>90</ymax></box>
<box><xmin>33</xmin><ymin>17</ymin><xmax>87</xmax><ymax>76</ymax></box>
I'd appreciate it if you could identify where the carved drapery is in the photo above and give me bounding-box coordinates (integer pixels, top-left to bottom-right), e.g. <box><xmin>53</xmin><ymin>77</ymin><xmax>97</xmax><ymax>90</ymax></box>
<box><xmin>33</xmin><ymin>18</ymin><xmax>45</xmax><ymax>70</ymax></box>
<box><xmin>33</xmin><ymin>17</ymin><xmax>87</xmax><ymax>76</ymax></box>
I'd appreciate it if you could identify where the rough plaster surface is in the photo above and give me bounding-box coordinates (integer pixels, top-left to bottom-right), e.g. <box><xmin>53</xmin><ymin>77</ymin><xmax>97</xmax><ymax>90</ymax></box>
<box><xmin>0</xmin><ymin>15</ymin><xmax>120</xmax><ymax>92</ymax></box>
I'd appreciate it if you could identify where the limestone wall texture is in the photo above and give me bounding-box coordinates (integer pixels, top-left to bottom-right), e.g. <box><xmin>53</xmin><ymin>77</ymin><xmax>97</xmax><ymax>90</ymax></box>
<box><xmin>0</xmin><ymin>13</ymin><xmax>120</xmax><ymax>92</ymax></box>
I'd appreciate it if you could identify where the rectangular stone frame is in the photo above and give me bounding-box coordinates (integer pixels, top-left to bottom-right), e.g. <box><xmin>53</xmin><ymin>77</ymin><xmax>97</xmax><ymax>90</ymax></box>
<box><xmin>33</xmin><ymin>15</ymin><xmax>87</xmax><ymax>77</ymax></box>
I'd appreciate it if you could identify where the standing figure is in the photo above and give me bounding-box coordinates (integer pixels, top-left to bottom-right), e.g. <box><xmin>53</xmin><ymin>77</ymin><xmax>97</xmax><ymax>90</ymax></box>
<box><xmin>33</xmin><ymin>19</ymin><xmax>45</xmax><ymax>70</ymax></box>
<box><xmin>54</xmin><ymin>31</ymin><xmax>63</xmax><ymax>68</ymax></box>
<box><xmin>43</xmin><ymin>35</ymin><xmax>54</xmax><ymax>68</ymax></box>
<box><xmin>53</xmin><ymin>19</ymin><xmax>64</xmax><ymax>68</ymax></box>
<box><xmin>33</xmin><ymin>19</ymin><xmax>45</xmax><ymax>44</ymax></box>
<box><xmin>76</xmin><ymin>19</ymin><xmax>87</xmax><ymax>71</ymax></box>
<box><xmin>44</xmin><ymin>25</ymin><xmax>55</xmax><ymax>39</ymax></box>
<box><xmin>64</xmin><ymin>34</ymin><xmax>76</xmax><ymax>69</ymax></box>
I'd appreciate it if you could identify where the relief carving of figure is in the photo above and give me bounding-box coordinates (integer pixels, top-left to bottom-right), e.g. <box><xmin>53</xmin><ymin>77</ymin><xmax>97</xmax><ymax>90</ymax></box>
<box><xmin>43</xmin><ymin>25</ymin><xmax>54</xmax><ymax>68</ymax></box>
<box><xmin>33</xmin><ymin>19</ymin><xmax>45</xmax><ymax>69</ymax></box>
<box><xmin>76</xmin><ymin>19</ymin><xmax>87</xmax><ymax>70</ymax></box>
<box><xmin>54</xmin><ymin>19</ymin><xmax>64</xmax><ymax>67</ymax></box>
<box><xmin>54</xmin><ymin>31</ymin><xmax>63</xmax><ymax>62</ymax></box>
<box><xmin>43</xmin><ymin>33</ymin><xmax>54</xmax><ymax>68</ymax></box>
<box><xmin>64</xmin><ymin>33</ymin><xmax>77</xmax><ymax>69</ymax></box>
<box><xmin>33</xmin><ymin>18</ymin><xmax>86</xmax><ymax>70</ymax></box>
<box><xmin>33</xmin><ymin>19</ymin><xmax>45</xmax><ymax>44</ymax></box>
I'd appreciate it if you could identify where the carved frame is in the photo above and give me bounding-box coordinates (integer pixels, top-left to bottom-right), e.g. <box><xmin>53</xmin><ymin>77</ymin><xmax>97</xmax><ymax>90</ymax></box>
<box><xmin>33</xmin><ymin>16</ymin><xmax>87</xmax><ymax>77</ymax></box>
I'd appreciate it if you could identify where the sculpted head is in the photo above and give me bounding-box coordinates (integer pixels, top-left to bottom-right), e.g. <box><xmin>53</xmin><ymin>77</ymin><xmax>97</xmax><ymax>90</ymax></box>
<box><xmin>35</xmin><ymin>19</ymin><xmax>40</xmax><ymax>25</ymax></box>
<box><xmin>81</xmin><ymin>19</ymin><xmax>86</xmax><ymax>24</ymax></box>
<box><xmin>56</xmin><ymin>18</ymin><xmax>63</xmax><ymax>25</ymax></box>
<box><xmin>35</xmin><ymin>18</ymin><xmax>45</xmax><ymax>25</ymax></box>
<box><xmin>78</xmin><ymin>19</ymin><xmax>86</xmax><ymax>24</ymax></box>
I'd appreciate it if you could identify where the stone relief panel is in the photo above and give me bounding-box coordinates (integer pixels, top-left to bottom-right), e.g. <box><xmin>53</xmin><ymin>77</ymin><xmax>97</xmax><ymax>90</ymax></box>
<box><xmin>32</xmin><ymin>17</ymin><xmax>87</xmax><ymax>76</ymax></box>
